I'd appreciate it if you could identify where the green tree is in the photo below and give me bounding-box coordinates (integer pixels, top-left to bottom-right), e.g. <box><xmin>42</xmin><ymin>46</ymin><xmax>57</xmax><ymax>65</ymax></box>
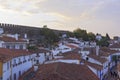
<box><xmin>106</xmin><ymin>33</ymin><xmax>110</xmax><ymax>40</ymax></box>
<box><xmin>40</xmin><ymin>26</ymin><xmax>59</xmax><ymax>48</ymax></box>
<box><xmin>66</xmin><ymin>31</ymin><xmax>74</xmax><ymax>37</ymax></box>
<box><xmin>87</xmin><ymin>32</ymin><xmax>96</xmax><ymax>41</ymax></box>
<box><xmin>97</xmin><ymin>37</ymin><xmax>109</xmax><ymax>47</ymax></box>
<box><xmin>112</xmin><ymin>55</ymin><xmax>118</xmax><ymax>65</ymax></box>
<box><xmin>43</xmin><ymin>25</ymin><xmax>47</xmax><ymax>28</ymax></box>
<box><xmin>27</xmin><ymin>46</ymin><xmax>38</xmax><ymax>51</ymax></box>
<box><xmin>73</xmin><ymin>28</ymin><xmax>88</xmax><ymax>41</ymax></box>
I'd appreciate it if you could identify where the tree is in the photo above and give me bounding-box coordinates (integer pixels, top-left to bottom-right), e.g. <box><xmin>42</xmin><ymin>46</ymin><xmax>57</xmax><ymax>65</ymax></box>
<box><xmin>87</xmin><ymin>32</ymin><xmax>96</xmax><ymax>41</ymax></box>
<box><xmin>43</xmin><ymin>25</ymin><xmax>47</xmax><ymax>28</ymax></box>
<box><xmin>40</xmin><ymin>26</ymin><xmax>59</xmax><ymax>48</ymax></box>
<box><xmin>96</xmin><ymin>37</ymin><xmax>109</xmax><ymax>47</ymax></box>
<box><xmin>73</xmin><ymin>28</ymin><xmax>88</xmax><ymax>41</ymax></box>
<box><xmin>112</xmin><ymin>55</ymin><xmax>118</xmax><ymax>65</ymax></box>
<box><xmin>27</xmin><ymin>46</ymin><xmax>38</xmax><ymax>51</ymax></box>
<box><xmin>66</xmin><ymin>31</ymin><xmax>74</xmax><ymax>37</ymax></box>
<box><xmin>106</xmin><ymin>33</ymin><xmax>110</xmax><ymax>40</ymax></box>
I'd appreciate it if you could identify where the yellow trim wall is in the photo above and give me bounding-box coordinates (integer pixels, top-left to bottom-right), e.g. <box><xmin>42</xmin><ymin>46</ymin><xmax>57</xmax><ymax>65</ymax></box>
<box><xmin>0</xmin><ymin>62</ymin><xmax>3</xmax><ymax>77</ymax></box>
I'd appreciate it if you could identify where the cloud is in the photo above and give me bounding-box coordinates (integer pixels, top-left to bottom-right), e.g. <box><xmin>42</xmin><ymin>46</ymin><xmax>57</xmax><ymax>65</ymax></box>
<box><xmin>0</xmin><ymin>0</ymin><xmax>48</xmax><ymax>15</ymax></box>
<box><xmin>45</xmin><ymin>12</ymin><xmax>71</xmax><ymax>21</ymax></box>
<box><xmin>0</xmin><ymin>0</ymin><xmax>120</xmax><ymax>37</ymax></box>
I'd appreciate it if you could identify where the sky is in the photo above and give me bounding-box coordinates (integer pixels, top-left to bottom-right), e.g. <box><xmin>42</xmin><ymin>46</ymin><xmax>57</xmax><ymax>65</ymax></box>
<box><xmin>0</xmin><ymin>0</ymin><xmax>120</xmax><ymax>37</ymax></box>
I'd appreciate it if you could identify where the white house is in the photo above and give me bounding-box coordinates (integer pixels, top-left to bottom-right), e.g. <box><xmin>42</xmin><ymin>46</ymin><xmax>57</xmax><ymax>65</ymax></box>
<box><xmin>80</xmin><ymin>46</ymin><xmax>111</xmax><ymax>80</ymax></box>
<box><xmin>46</xmin><ymin>50</ymin><xmax>81</xmax><ymax>65</ymax></box>
<box><xmin>0</xmin><ymin>48</ymin><xmax>32</xmax><ymax>80</ymax></box>
<box><xmin>96</xmin><ymin>34</ymin><xmax>102</xmax><ymax>41</ymax></box>
<box><xmin>83</xmin><ymin>61</ymin><xmax>103</xmax><ymax>80</ymax></box>
<box><xmin>52</xmin><ymin>43</ymin><xmax>79</xmax><ymax>56</ymax></box>
<box><xmin>29</xmin><ymin>48</ymin><xmax>53</xmax><ymax>65</ymax></box>
<box><xmin>0</xmin><ymin>47</ymin><xmax>53</xmax><ymax>80</ymax></box>
<box><xmin>0</xmin><ymin>34</ymin><xmax>28</xmax><ymax>50</ymax></box>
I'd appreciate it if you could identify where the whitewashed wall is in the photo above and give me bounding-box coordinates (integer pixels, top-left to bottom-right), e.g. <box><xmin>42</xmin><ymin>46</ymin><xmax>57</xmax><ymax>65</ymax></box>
<box><xmin>38</xmin><ymin>53</ymin><xmax>46</xmax><ymax>64</ymax></box>
<box><xmin>45</xmin><ymin>59</ymin><xmax>80</xmax><ymax>64</ymax></box>
<box><xmin>2</xmin><ymin>61</ymin><xmax>11</xmax><ymax>80</ymax></box>
<box><xmin>11</xmin><ymin>55</ymin><xmax>32</xmax><ymax>80</ymax></box>
<box><xmin>87</xmin><ymin>57</ymin><xmax>102</xmax><ymax>65</ymax></box>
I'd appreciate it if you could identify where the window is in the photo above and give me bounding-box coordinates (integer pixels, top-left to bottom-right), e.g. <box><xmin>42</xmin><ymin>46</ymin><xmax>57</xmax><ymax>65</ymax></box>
<box><xmin>23</xmin><ymin>56</ymin><xmax>26</xmax><ymax>63</ymax></box>
<box><xmin>34</xmin><ymin>58</ymin><xmax>36</xmax><ymax>62</ymax></box>
<box><xmin>28</xmin><ymin>55</ymin><xmax>31</xmax><ymax>61</ymax></box>
<box><xmin>86</xmin><ymin>57</ymin><xmax>89</xmax><ymax>61</ymax></box>
<box><xmin>13</xmin><ymin>59</ymin><xmax>16</xmax><ymax>67</ymax></box>
<box><xmin>12</xmin><ymin>45</ymin><xmax>15</xmax><ymax>49</ymax></box>
<box><xmin>46</xmin><ymin>56</ymin><xmax>49</xmax><ymax>61</ymax></box>
<box><xmin>19</xmin><ymin>45</ymin><xmax>23</xmax><ymax>49</ymax></box>
<box><xmin>18</xmin><ymin>58</ymin><xmax>22</xmax><ymax>65</ymax></box>
<box><xmin>6</xmin><ymin>45</ymin><xmax>10</xmax><ymax>49</ymax></box>
<box><xmin>64</xmin><ymin>48</ymin><xmax>69</xmax><ymax>49</ymax></box>
<box><xmin>19</xmin><ymin>71</ymin><xmax>21</xmax><ymax>77</ymax></box>
<box><xmin>10</xmin><ymin>75</ymin><xmax>12</xmax><ymax>80</ymax></box>
<box><xmin>0</xmin><ymin>77</ymin><xmax>2</xmax><ymax>80</ymax></box>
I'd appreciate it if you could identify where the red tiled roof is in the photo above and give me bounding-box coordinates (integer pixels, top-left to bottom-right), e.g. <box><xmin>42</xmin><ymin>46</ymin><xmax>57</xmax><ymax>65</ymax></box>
<box><xmin>109</xmin><ymin>43</ymin><xmax>120</xmax><ymax>48</ymax></box>
<box><xmin>20</xmin><ymin>62</ymin><xmax>99</xmax><ymax>80</ymax></box>
<box><xmin>11</xmin><ymin>49</ymin><xmax>31</xmax><ymax>57</ymax></box>
<box><xmin>65</xmin><ymin>44</ymin><xmax>79</xmax><ymax>49</ymax></box>
<box><xmin>0</xmin><ymin>36</ymin><xmax>27</xmax><ymax>42</ymax></box>
<box><xmin>100</xmin><ymin>47</ymin><xmax>119</xmax><ymax>56</ymax></box>
<box><xmin>0</xmin><ymin>48</ymin><xmax>30</xmax><ymax>63</ymax></box>
<box><xmin>60</xmin><ymin>51</ymin><xmax>81</xmax><ymax>60</ymax></box>
<box><xmin>29</xmin><ymin>48</ymin><xmax>51</xmax><ymax>53</ymax></box>
<box><xmin>88</xmin><ymin>54</ymin><xmax>107</xmax><ymax>64</ymax></box>
<box><xmin>0</xmin><ymin>48</ymin><xmax>13</xmax><ymax>62</ymax></box>
<box><xmin>85</xmin><ymin>61</ymin><xmax>103</xmax><ymax>70</ymax></box>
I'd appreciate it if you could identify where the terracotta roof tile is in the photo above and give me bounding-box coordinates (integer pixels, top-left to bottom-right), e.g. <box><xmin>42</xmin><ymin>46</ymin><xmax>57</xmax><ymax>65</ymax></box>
<box><xmin>88</xmin><ymin>54</ymin><xmax>107</xmax><ymax>64</ymax></box>
<box><xmin>60</xmin><ymin>51</ymin><xmax>81</xmax><ymax>60</ymax></box>
<box><xmin>0</xmin><ymin>48</ymin><xmax>13</xmax><ymax>62</ymax></box>
<box><xmin>0</xmin><ymin>48</ymin><xmax>30</xmax><ymax>62</ymax></box>
<box><xmin>20</xmin><ymin>62</ymin><xmax>99</xmax><ymax>80</ymax></box>
<box><xmin>0</xmin><ymin>36</ymin><xmax>27</xmax><ymax>42</ymax></box>
<box><xmin>85</xmin><ymin>61</ymin><xmax>103</xmax><ymax>70</ymax></box>
<box><xmin>29</xmin><ymin>48</ymin><xmax>51</xmax><ymax>53</ymax></box>
<box><xmin>100</xmin><ymin>47</ymin><xmax>119</xmax><ymax>56</ymax></box>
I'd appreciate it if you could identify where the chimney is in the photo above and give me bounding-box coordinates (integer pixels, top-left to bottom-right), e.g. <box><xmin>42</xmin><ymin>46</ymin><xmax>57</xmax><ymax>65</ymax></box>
<box><xmin>34</xmin><ymin>65</ymin><xmax>38</xmax><ymax>71</ymax></box>
<box><xmin>96</xmin><ymin>46</ymin><xmax>99</xmax><ymax>56</ymax></box>
<box><xmin>24</xmin><ymin>33</ymin><xmax>27</xmax><ymax>39</ymax></box>
<box><xmin>15</xmin><ymin>34</ymin><xmax>18</xmax><ymax>40</ymax></box>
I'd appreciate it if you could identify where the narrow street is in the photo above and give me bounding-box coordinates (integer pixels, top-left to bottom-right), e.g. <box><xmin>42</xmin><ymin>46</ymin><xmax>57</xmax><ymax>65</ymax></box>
<box><xmin>103</xmin><ymin>66</ymin><xmax>120</xmax><ymax>80</ymax></box>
